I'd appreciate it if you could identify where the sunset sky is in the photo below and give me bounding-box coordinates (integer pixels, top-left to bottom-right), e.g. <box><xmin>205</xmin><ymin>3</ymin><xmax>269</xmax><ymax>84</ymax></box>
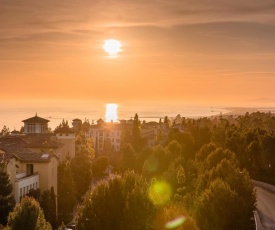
<box><xmin>1</xmin><ymin>0</ymin><xmax>275</xmax><ymax>107</ymax></box>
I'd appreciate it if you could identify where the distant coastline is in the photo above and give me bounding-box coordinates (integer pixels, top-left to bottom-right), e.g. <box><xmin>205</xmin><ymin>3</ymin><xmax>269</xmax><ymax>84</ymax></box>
<box><xmin>1</xmin><ymin>104</ymin><xmax>275</xmax><ymax>131</ymax></box>
<box><xmin>224</xmin><ymin>107</ymin><xmax>275</xmax><ymax>116</ymax></box>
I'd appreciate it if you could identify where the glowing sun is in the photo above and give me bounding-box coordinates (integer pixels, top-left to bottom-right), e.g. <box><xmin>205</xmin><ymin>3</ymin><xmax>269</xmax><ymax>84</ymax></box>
<box><xmin>103</xmin><ymin>39</ymin><xmax>122</xmax><ymax>56</ymax></box>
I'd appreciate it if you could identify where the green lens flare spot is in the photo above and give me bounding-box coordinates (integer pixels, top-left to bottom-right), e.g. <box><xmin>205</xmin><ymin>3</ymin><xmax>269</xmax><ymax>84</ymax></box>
<box><xmin>149</xmin><ymin>181</ymin><xmax>172</xmax><ymax>206</ymax></box>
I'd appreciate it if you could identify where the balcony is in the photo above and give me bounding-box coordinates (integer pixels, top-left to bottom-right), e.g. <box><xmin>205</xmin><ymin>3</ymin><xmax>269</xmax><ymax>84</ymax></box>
<box><xmin>15</xmin><ymin>171</ymin><xmax>39</xmax><ymax>181</ymax></box>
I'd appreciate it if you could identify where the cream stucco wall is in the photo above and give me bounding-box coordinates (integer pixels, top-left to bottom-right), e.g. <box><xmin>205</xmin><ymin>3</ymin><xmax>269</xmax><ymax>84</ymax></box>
<box><xmin>14</xmin><ymin>173</ymin><xmax>39</xmax><ymax>203</ymax></box>
<box><xmin>6</xmin><ymin>157</ymin><xmax>58</xmax><ymax>203</ymax></box>
<box><xmin>24</xmin><ymin>123</ymin><xmax>47</xmax><ymax>133</ymax></box>
<box><xmin>55</xmin><ymin>133</ymin><xmax>75</xmax><ymax>162</ymax></box>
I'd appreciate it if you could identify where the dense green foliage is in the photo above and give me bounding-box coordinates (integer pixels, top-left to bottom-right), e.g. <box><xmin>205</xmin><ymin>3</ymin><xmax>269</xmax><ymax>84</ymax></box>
<box><xmin>71</xmin><ymin>151</ymin><xmax>93</xmax><ymax>199</ymax></box>
<box><xmin>57</xmin><ymin>161</ymin><xmax>76</xmax><ymax>223</ymax></box>
<box><xmin>6</xmin><ymin>197</ymin><xmax>51</xmax><ymax>230</ymax></box>
<box><xmin>92</xmin><ymin>155</ymin><xmax>109</xmax><ymax>175</ymax></box>
<box><xmin>0</xmin><ymin>171</ymin><xmax>15</xmax><ymax>226</ymax></box>
<box><xmin>105</xmin><ymin>112</ymin><xmax>263</xmax><ymax>229</ymax></box>
<box><xmin>76</xmin><ymin>171</ymin><xmax>198</xmax><ymax>230</ymax></box>
<box><xmin>27</xmin><ymin>187</ymin><xmax>57</xmax><ymax>228</ymax></box>
<box><xmin>56</xmin><ymin>128</ymin><xmax>94</xmax><ymax>224</ymax></box>
<box><xmin>54</xmin><ymin>112</ymin><xmax>275</xmax><ymax>228</ymax></box>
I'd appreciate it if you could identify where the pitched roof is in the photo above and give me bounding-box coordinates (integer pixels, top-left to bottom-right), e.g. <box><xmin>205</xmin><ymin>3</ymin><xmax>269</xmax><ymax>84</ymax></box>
<box><xmin>22</xmin><ymin>114</ymin><xmax>49</xmax><ymax>123</ymax></box>
<box><xmin>0</xmin><ymin>135</ymin><xmax>60</xmax><ymax>163</ymax></box>
<box><xmin>23</xmin><ymin>134</ymin><xmax>62</xmax><ymax>148</ymax></box>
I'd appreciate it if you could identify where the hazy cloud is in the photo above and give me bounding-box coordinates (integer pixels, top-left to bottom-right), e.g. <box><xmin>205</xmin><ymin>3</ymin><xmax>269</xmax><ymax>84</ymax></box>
<box><xmin>1</xmin><ymin>0</ymin><xmax>275</xmax><ymax>36</ymax></box>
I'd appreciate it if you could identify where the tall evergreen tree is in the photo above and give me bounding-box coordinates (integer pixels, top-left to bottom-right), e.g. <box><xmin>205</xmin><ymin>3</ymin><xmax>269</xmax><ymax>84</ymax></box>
<box><xmin>71</xmin><ymin>152</ymin><xmax>93</xmax><ymax>198</ymax></box>
<box><xmin>120</xmin><ymin>144</ymin><xmax>136</xmax><ymax>173</ymax></box>
<box><xmin>58</xmin><ymin>161</ymin><xmax>76</xmax><ymax>223</ymax></box>
<box><xmin>131</xmin><ymin>114</ymin><xmax>143</xmax><ymax>151</ymax></box>
<box><xmin>40</xmin><ymin>187</ymin><xmax>57</xmax><ymax>228</ymax></box>
<box><xmin>0</xmin><ymin>170</ymin><xmax>15</xmax><ymax>226</ymax></box>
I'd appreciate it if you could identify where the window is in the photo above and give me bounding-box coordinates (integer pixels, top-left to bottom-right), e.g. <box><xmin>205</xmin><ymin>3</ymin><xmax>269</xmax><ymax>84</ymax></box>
<box><xmin>41</xmin><ymin>124</ymin><xmax>46</xmax><ymax>133</ymax></box>
<box><xmin>26</xmin><ymin>164</ymin><xmax>33</xmax><ymax>176</ymax></box>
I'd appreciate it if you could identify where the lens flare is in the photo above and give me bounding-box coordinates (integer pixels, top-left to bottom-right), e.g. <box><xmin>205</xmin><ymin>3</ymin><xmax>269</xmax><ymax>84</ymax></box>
<box><xmin>149</xmin><ymin>180</ymin><xmax>172</xmax><ymax>206</ymax></box>
<box><xmin>165</xmin><ymin>216</ymin><xmax>186</xmax><ymax>229</ymax></box>
<box><xmin>143</xmin><ymin>155</ymin><xmax>159</xmax><ymax>174</ymax></box>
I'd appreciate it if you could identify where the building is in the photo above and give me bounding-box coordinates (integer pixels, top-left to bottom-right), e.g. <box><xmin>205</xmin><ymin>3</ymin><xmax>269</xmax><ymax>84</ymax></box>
<box><xmin>0</xmin><ymin>114</ymin><xmax>76</xmax><ymax>203</ymax></box>
<box><xmin>22</xmin><ymin>113</ymin><xmax>49</xmax><ymax>133</ymax></box>
<box><xmin>87</xmin><ymin>119</ymin><xmax>123</xmax><ymax>154</ymax></box>
<box><xmin>0</xmin><ymin>136</ymin><xmax>59</xmax><ymax>203</ymax></box>
<box><xmin>55</xmin><ymin>133</ymin><xmax>75</xmax><ymax>162</ymax></box>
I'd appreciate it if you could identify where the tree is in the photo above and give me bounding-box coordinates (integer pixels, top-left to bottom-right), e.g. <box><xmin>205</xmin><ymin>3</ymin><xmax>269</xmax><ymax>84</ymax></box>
<box><xmin>92</xmin><ymin>156</ymin><xmax>109</xmax><ymax>175</ymax></box>
<box><xmin>0</xmin><ymin>171</ymin><xmax>15</xmax><ymax>226</ymax></box>
<box><xmin>120</xmin><ymin>144</ymin><xmax>136</xmax><ymax>173</ymax></box>
<box><xmin>54</xmin><ymin>119</ymin><xmax>72</xmax><ymax>133</ymax></box>
<box><xmin>71</xmin><ymin>151</ymin><xmax>93</xmax><ymax>198</ymax></box>
<box><xmin>58</xmin><ymin>161</ymin><xmax>76</xmax><ymax>223</ymax></box>
<box><xmin>166</xmin><ymin>140</ymin><xmax>182</xmax><ymax>161</ymax></box>
<box><xmin>154</xmin><ymin>203</ymin><xmax>198</xmax><ymax>230</ymax></box>
<box><xmin>167</xmin><ymin>129</ymin><xmax>195</xmax><ymax>161</ymax></box>
<box><xmin>205</xmin><ymin>147</ymin><xmax>238</xmax><ymax>170</ymax></box>
<box><xmin>76</xmin><ymin>171</ymin><xmax>156</xmax><ymax>230</ymax></box>
<box><xmin>75</xmin><ymin>131</ymin><xmax>94</xmax><ymax>157</ymax></box>
<box><xmin>27</xmin><ymin>188</ymin><xmax>41</xmax><ymax>201</ymax></box>
<box><xmin>81</xmin><ymin>118</ymin><xmax>91</xmax><ymax>133</ymax></box>
<box><xmin>135</xmin><ymin>147</ymin><xmax>153</xmax><ymax>173</ymax></box>
<box><xmin>0</xmin><ymin>126</ymin><xmax>10</xmax><ymax>136</ymax></box>
<box><xmin>7</xmin><ymin>196</ymin><xmax>51</xmax><ymax>230</ymax></box>
<box><xmin>132</xmin><ymin>114</ymin><xmax>141</xmax><ymax>146</ymax></box>
<box><xmin>164</xmin><ymin>116</ymin><xmax>170</xmax><ymax>127</ymax></box>
<box><xmin>27</xmin><ymin>188</ymin><xmax>57</xmax><ymax>228</ymax></box>
<box><xmin>40</xmin><ymin>188</ymin><xmax>57</xmax><ymax>228</ymax></box>
<box><xmin>195</xmin><ymin>179</ymin><xmax>245</xmax><ymax>230</ymax></box>
<box><xmin>131</xmin><ymin>114</ymin><xmax>145</xmax><ymax>151</ymax></box>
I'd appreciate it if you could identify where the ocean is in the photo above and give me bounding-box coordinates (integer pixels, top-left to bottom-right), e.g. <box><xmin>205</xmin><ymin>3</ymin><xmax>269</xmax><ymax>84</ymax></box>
<box><xmin>0</xmin><ymin>101</ymin><xmax>230</xmax><ymax>131</ymax></box>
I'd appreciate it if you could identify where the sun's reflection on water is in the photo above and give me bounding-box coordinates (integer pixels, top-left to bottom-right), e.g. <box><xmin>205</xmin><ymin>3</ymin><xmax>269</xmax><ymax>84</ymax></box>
<box><xmin>105</xmin><ymin>103</ymin><xmax>118</xmax><ymax>122</ymax></box>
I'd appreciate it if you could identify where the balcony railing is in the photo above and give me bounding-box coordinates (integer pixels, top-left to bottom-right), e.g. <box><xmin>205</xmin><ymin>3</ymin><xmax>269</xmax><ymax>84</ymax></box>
<box><xmin>15</xmin><ymin>172</ymin><xmax>38</xmax><ymax>181</ymax></box>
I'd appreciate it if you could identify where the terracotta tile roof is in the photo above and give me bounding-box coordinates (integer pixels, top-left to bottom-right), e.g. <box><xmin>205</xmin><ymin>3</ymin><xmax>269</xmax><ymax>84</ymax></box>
<box><xmin>22</xmin><ymin>114</ymin><xmax>49</xmax><ymax>123</ymax></box>
<box><xmin>23</xmin><ymin>134</ymin><xmax>63</xmax><ymax>148</ymax></box>
<box><xmin>0</xmin><ymin>152</ymin><xmax>14</xmax><ymax>165</ymax></box>
<box><xmin>13</xmin><ymin>151</ymin><xmax>58</xmax><ymax>163</ymax></box>
<box><xmin>0</xmin><ymin>135</ymin><xmax>59</xmax><ymax>163</ymax></box>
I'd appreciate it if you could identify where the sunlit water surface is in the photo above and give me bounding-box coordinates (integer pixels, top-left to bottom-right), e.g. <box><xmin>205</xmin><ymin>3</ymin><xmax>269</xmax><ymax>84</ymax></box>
<box><xmin>0</xmin><ymin>102</ymin><xmax>230</xmax><ymax>130</ymax></box>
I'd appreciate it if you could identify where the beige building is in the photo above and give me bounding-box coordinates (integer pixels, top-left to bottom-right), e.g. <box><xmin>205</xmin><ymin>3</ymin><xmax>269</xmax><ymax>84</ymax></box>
<box><xmin>0</xmin><ymin>137</ymin><xmax>59</xmax><ymax>203</ymax></box>
<box><xmin>0</xmin><ymin>114</ymin><xmax>76</xmax><ymax>203</ymax></box>
<box><xmin>22</xmin><ymin>114</ymin><xmax>75</xmax><ymax>162</ymax></box>
<box><xmin>88</xmin><ymin>119</ymin><xmax>122</xmax><ymax>154</ymax></box>
<box><xmin>22</xmin><ymin>113</ymin><xmax>49</xmax><ymax>133</ymax></box>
